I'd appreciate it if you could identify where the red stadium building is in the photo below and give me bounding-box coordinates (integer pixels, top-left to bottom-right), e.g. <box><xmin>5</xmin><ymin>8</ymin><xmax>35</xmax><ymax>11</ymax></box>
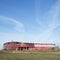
<box><xmin>3</xmin><ymin>42</ymin><xmax>34</xmax><ymax>50</ymax></box>
<box><xmin>33</xmin><ymin>43</ymin><xmax>55</xmax><ymax>50</ymax></box>
<box><xmin>3</xmin><ymin>42</ymin><xmax>56</xmax><ymax>50</ymax></box>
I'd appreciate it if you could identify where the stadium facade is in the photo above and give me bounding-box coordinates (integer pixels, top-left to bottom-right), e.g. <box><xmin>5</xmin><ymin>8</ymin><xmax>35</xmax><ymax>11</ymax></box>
<box><xmin>3</xmin><ymin>42</ymin><xmax>56</xmax><ymax>50</ymax></box>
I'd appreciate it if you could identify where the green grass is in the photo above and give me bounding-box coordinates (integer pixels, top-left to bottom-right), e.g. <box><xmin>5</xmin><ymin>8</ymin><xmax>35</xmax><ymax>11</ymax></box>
<box><xmin>0</xmin><ymin>50</ymin><xmax>60</xmax><ymax>60</ymax></box>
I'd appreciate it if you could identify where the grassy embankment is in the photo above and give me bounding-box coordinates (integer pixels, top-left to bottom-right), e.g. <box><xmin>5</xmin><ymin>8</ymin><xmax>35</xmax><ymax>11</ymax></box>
<box><xmin>0</xmin><ymin>50</ymin><xmax>60</xmax><ymax>60</ymax></box>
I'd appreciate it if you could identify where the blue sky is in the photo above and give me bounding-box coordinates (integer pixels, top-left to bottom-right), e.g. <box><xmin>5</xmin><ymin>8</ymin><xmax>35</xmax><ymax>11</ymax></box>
<box><xmin>0</xmin><ymin>0</ymin><xmax>60</xmax><ymax>49</ymax></box>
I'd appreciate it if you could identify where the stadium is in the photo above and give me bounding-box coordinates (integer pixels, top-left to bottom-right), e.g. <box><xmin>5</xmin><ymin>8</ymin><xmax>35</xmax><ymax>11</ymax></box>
<box><xmin>3</xmin><ymin>42</ymin><xmax>56</xmax><ymax>50</ymax></box>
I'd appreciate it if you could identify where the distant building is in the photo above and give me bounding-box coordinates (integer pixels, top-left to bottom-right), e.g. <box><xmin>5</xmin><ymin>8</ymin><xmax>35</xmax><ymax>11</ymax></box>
<box><xmin>3</xmin><ymin>42</ymin><xmax>56</xmax><ymax>50</ymax></box>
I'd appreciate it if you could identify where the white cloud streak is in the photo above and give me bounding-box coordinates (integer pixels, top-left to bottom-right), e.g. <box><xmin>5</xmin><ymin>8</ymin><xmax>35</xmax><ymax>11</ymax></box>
<box><xmin>35</xmin><ymin>0</ymin><xmax>60</xmax><ymax>43</ymax></box>
<box><xmin>0</xmin><ymin>16</ymin><xmax>24</xmax><ymax>32</ymax></box>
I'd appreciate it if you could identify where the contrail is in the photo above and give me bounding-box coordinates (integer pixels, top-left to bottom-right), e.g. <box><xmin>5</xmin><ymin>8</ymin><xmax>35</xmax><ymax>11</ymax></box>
<box><xmin>0</xmin><ymin>16</ymin><xmax>24</xmax><ymax>32</ymax></box>
<box><xmin>35</xmin><ymin>0</ymin><xmax>60</xmax><ymax>43</ymax></box>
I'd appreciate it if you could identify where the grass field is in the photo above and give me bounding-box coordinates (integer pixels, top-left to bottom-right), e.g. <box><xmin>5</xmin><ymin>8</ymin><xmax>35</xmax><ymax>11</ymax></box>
<box><xmin>0</xmin><ymin>50</ymin><xmax>60</xmax><ymax>60</ymax></box>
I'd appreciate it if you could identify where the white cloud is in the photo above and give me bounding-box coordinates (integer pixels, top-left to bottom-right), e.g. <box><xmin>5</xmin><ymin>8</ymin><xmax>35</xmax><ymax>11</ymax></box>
<box><xmin>35</xmin><ymin>0</ymin><xmax>60</xmax><ymax>43</ymax></box>
<box><xmin>0</xmin><ymin>16</ymin><xmax>24</xmax><ymax>32</ymax></box>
